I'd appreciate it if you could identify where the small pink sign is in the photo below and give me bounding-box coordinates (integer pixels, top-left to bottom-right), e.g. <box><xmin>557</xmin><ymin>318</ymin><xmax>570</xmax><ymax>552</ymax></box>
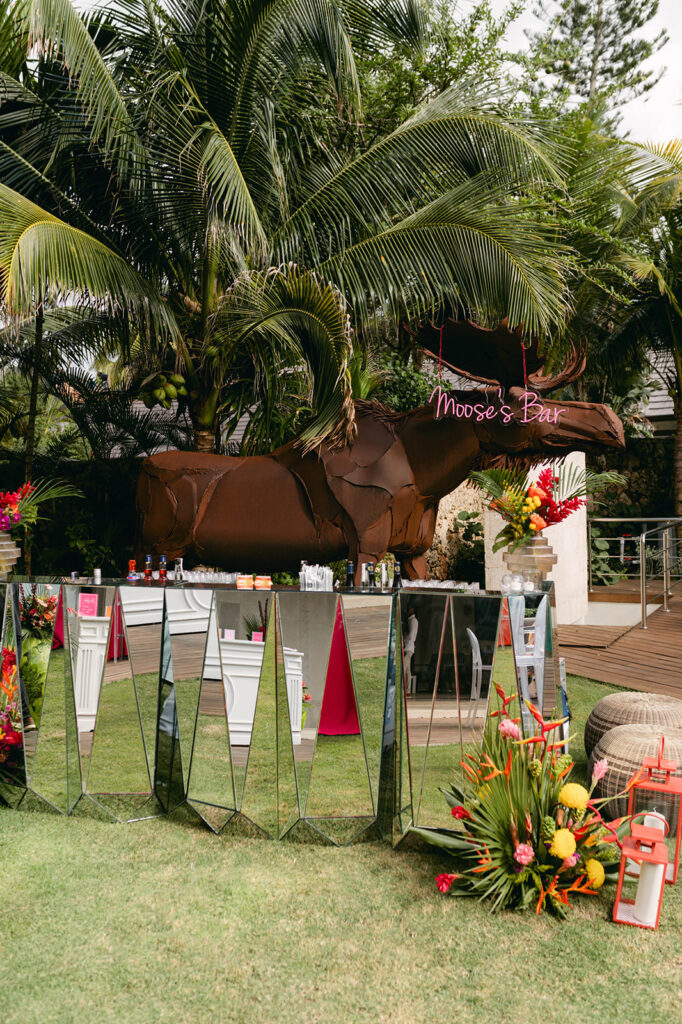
<box><xmin>78</xmin><ymin>593</ymin><xmax>99</xmax><ymax>617</ymax></box>
<box><xmin>251</xmin><ymin>631</ymin><xmax>264</xmax><ymax>642</ymax></box>
<box><xmin>222</xmin><ymin>628</ymin><xmax>235</xmax><ymax>640</ymax></box>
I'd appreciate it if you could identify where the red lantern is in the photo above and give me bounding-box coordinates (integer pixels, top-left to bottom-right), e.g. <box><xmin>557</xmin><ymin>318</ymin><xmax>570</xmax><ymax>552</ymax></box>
<box><xmin>613</xmin><ymin>830</ymin><xmax>668</xmax><ymax>930</ymax></box>
<box><xmin>627</xmin><ymin>737</ymin><xmax>682</xmax><ymax>885</ymax></box>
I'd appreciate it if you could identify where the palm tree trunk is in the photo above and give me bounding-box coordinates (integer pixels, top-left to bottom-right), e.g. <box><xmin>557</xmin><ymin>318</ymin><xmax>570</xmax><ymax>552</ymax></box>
<box><xmin>194</xmin><ymin>429</ymin><xmax>216</xmax><ymax>453</ymax></box>
<box><xmin>24</xmin><ymin>302</ymin><xmax>44</xmax><ymax>482</ymax></box>
<box><xmin>23</xmin><ymin>304</ymin><xmax>44</xmax><ymax>576</ymax></box>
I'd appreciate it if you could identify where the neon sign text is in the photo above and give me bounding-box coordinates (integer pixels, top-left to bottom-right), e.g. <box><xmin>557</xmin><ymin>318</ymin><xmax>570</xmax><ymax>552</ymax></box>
<box><xmin>429</xmin><ymin>386</ymin><xmax>566</xmax><ymax>425</ymax></box>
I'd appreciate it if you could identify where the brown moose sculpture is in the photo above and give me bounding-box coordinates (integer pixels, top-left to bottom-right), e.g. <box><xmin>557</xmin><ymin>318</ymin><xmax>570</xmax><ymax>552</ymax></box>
<box><xmin>137</xmin><ymin>320</ymin><xmax>624</xmax><ymax>580</ymax></box>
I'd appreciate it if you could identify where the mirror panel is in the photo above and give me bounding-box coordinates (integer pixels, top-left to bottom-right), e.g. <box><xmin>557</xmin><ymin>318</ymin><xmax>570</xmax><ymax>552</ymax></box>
<box><xmin>118</xmin><ymin>585</ymin><xmax>165</xmax><ymax>782</ymax></box>
<box><xmin>186</xmin><ymin>594</ymin><xmax>236</xmax><ymax>833</ymax></box>
<box><xmin>154</xmin><ymin>595</ymin><xmax>185</xmax><ymax>813</ymax></box>
<box><xmin>27</xmin><ymin>584</ymin><xmax>88</xmax><ymax>812</ymax></box>
<box><xmin>300</xmin><ymin>595</ymin><xmax>374</xmax><ymax>844</ymax></box>
<box><xmin>275</xmin><ymin>598</ymin><xmax>298</xmax><ymax>838</ymax></box>
<box><xmin>238</xmin><ymin>597</ymin><xmax>278</xmax><ymax>836</ymax></box>
<box><xmin>276</xmin><ymin>590</ymin><xmax>337</xmax><ymax>832</ymax></box>
<box><xmin>83</xmin><ymin>585</ymin><xmax>153</xmax><ymax>821</ymax></box>
<box><xmin>0</xmin><ymin>583</ymin><xmax>27</xmax><ymax>807</ymax></box>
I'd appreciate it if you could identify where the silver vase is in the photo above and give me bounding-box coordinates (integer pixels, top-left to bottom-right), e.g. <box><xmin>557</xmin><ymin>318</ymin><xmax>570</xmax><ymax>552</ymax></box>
<box><xmin>0</xmin><ymin>530</ymin><xmax>21</xmax><ymax>579</ymax></box>
<box><xmin>503</xmin><ymin>534</ymin><xmax>557</xmax><ymax>584</ymax></box>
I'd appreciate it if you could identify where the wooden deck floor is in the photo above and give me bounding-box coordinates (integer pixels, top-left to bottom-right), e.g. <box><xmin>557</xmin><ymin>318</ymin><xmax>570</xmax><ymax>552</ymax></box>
<box><xmin>559</xmin><ymin>596</ymin><xmax>682</xmax><ymax>697</ymax></box>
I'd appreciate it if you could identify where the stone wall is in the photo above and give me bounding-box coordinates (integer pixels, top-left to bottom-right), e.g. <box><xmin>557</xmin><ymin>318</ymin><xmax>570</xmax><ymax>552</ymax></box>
<box><xmin>588</xmin><ymin>437</ymin><xmax>674</xmax><ymax>517</ymax></box>
<box><xmin>425</xmin><ymin>483</ymin><xmax>484</xmax><ymax>580</ymax></box>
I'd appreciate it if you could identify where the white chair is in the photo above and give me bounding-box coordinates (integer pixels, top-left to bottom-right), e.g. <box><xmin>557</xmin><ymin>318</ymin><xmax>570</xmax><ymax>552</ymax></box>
<box><xmin>465</xmin><ymin>628</ymin><xmax>493</xmax><ymax>727</ymax></box>
<box><xmin>509</xmin><ymin>595</ymin><xmax>548</xmax><ymax>711</ymax></box>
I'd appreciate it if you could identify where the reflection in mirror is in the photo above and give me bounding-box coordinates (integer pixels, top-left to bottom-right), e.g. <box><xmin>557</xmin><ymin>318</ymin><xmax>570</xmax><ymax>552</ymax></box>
<box><xmin>185</xmin><ymin>593</ymin><xmax>237</xmax><ymax>832</ymax></box>
<box><xmin>275</xmin><ymin>598</ymin><xmax>298</xmax><ymax>838</ymax></box>
<box><xmin>26</xmin><ymin>584</ymin><xmax>84</xmax><ymax>812</ymax></box>
<box><xmin>213</xmin><ymin>590</ymin><xmax>274</xmax><ymax>818</ymax></box>
<box><xmin>377</xmin><ymin>598</ymin><xmax>412</xmax><ymax>843</ymax></box>
<box><xmin>343</xmin><ymin>594</ymin><xmax>392</xmax><ymax>816</ymax></box>
<box><xmin>118</xmin><ymin>585</ymin><xmax>165</xmax><ymax>782</ymax></box>
<box><xmin>299</xmin><ymin>595</ymin><xmax>374</xmax><ymax>844</ymax></box>
<box><xmin>83</xmin><ymin>586</ymin><xmax>155</xmax><ymax>820</ymax></box>
<box><xmin>401</xmin><ymin>593</ymin><xmax>450</xmax><ymax>829</ymax></box>
<box><xmin>277</xmin><ymin>591</ymin><xmax>337</xmax><ymax>834</ymax></box>
<box><xmin>154</xmin><ymin>597</ymin><xmax>185</xmax><ymax>813</ymax></box>
<box><xmin>508</xmin><ymin>589</ymin><xmax>558</xmax><ymax>734</ymax></box>
<box><xmin>452</xmin><ymin>594</ymin><xmax>501</xmax><ymax>749</ymax></box>
<box><xmin>165</xmin><ymin>588</ymin><xmax>211</xmax><ymax>796</ymax></box>
<box><xmin>0</xmin><ymin>584</ymin><xmax>27</xmax><ymax>807</ymax></box>
<box><xmin>238</xmin><ymin>598</ymin><xmax>278</xmax><ymax>836</ymax></box>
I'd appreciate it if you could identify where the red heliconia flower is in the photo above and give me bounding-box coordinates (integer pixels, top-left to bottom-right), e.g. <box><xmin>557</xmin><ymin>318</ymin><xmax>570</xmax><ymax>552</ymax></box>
<box><xmin>436</xmin><ymin>873</ymin><xmax>457</xmax><ymax>893</ymax></box>
<box><xmin>451</xmin><ymin>805</ymin><xmax>472</xmax><ymax>821</ymax></box>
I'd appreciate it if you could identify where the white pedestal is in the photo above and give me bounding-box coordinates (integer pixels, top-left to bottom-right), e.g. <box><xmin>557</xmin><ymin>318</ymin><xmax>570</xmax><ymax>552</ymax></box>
<box><xmin>71</xmin><ymin>615</ymin><xmax>110</xmax><ymax>732</ymax></box>
<box><xmin>218</xmin><ymin>638</ymin><xmax>303</xmax><ymax>746</ymax></box>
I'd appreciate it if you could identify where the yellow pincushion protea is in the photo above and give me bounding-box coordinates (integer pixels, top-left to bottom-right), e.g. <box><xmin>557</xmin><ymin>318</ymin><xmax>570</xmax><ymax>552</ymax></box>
<box><xmin>558</xmin><ymin>783</ymin><xmax>589</xmax><ymax>811</ymax></box>
<box><xmin>585</xmin><ymin>859</ymin><xmax>605</xmax><ymax>889</ymax></box>
<box><xmin>549</xmin><ymin>827</ymin><xmax>576</xmax><ymax>860</ymax></box>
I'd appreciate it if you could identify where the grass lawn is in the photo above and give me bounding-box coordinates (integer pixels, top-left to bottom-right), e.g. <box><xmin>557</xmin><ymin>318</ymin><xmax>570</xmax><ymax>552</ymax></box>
<box><xmin>2</xmin><ymin>671</ymin><xmax>681</xmax><ymax>1024</ymax></box>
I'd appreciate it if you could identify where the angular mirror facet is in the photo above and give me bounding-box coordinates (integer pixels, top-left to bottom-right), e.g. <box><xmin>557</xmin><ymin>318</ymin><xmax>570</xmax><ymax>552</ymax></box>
<box><xmin>344</xmin><ymin>594</ymin><xmax>393</xmax><ymax>806</ymax></box>
<box><xmin>118</xmin><ymin>585</ymin><xmax>165</xmax><ymax>781</ymax></box>
<box><xmin>452</xmin><ymin>594</ymin><xmax>502</xmax><ymax>750</ymax></box>
<box><xmin>186</xmin><ymin>593</ymin><xmax>237</xmax><ymax>833</ymax></box>
<box><xmin>84</xmin><ymin>587</ymin><xmax>153</xmax><ymax>821</ymax></box>
<box><xmin>275</xmin><ymin>597</ymin><xmax>298</xmax><ymax>838</ymax></box>
<box><xmin>277</xmin><ymin>591</ymin><xmax>338</xmax><ymax>820</ymax></box>
<box><xmin>508</xmin><ymin>589</ymin><xmax>557</xmax><ymax>735</ymax></box>
<box><xmin>303</xmin><ymin>595</ymin><xmax>374</xmax><ymax>843</ymax></box>
<box><xmin>165</xmin><ymin>588</ymin><xmax>212</xmax><ymax>792</ymax></box>
<box><xmin>153</xmin><ymin>595</ymin><xmax>185</xmax><ymax>813</ymax></box>
<box><xmin>213</xmin><ymin>590</ymin><xmax>273</xmax><ymax>814</ymax></box>
<box><xmin>400</xmin><ymin>593</ymin><xmax>450</xmax><ymax>828</ymax></box>
<box><xmin>238</xmin><ymin>598</ymin><xmax>277</xmax><ymax>836</ymax></box>
<box><xmin>0</xmin><ymin>584</ymin><xmax>27</xmax><ymax>808</ymax></box>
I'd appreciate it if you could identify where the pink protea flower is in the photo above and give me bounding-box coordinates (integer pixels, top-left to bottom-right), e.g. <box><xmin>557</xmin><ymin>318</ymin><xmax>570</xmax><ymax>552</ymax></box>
<box><xmin>592</xmin><ymin>758</ymin><xmax>608</xmax><ymax>784</ymax></box>
<box><xmin>513</xmin><ymin>843</ymin><xmax>534</xmax><ymax>866</ymax></box>
<box><xmin>499</xmin><ymin>719</ymin><xmax>521</xmax><ymax>740</ymax></box>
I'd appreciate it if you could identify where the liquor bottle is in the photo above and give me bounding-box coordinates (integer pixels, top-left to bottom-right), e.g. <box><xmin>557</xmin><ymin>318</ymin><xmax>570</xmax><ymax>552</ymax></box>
<box><xmin>367</xmin><ymin>561</ymin><xmax>376</xmax><ymax>590</ymax></box>
<box><xmin>345</xmin><ymin>560</ymin><xmax>355</xmax><ymax>590</ymax></box>
<box><xmin>380</xmin><ymin>562</ymin><xmax>389</xmax><ymax>590</ymax></box>
<box><xmin>126</xmin><ymin>559</ymin><xmax>139</xmax><ymax>582</ymax></box>
<box><xmin>360</xmin><ymin>562</ymin><xmax>369</xmax><ymax>591</ymax></box>
<box><xmin>159</xmin><ymin>555</ymin><xmax>167</xmax><ymax>582</ymax></box>
<box><xmin>393</xmin><ymin>561</ymin><xmax>402</xmax><ymax>590</ymax></box>
<box><xmin>144</xmin><ymin>554</ymin><xmax>153</xmax><ymax>580</ymax></box>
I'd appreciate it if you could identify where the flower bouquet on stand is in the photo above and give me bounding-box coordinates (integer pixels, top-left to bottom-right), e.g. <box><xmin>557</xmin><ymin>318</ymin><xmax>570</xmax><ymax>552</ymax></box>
<box><xmin>469</xmin><ymin>463</ymin><xmax>624</xmax><ymax>551</ymax></box>
<box><xmin>411</xmin><ymin>685</ymin><xmax>634</xmax><ymax>918</ymax></box>
<box><xmin>0</xmin><ymin>648</ymin><xmax>24</xmax><ymax>790</ymax></box>
<box><xmin>0</xmin><ymin>479</ymin><xmax>82</xmax><ymax>577</ymax></box>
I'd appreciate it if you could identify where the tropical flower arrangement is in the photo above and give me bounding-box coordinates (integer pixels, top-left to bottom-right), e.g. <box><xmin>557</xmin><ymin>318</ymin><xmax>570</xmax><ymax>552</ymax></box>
<box><xmin>0</xmin><ymin>479</ymin><xmax>83</xmax><ymax>537</ymax></box>
<box><xmin>20</xmin><ymin>585</ymin><xmax>58</xmax><ymax>639</ymax></box>
<box><xmin>412</xmin><ymin>685</ymin><xmax>633</xmax><ymax>918</ymax></box>
<box><xmin>0</xmin><ymin>648</ymin><xmax>23</xmax><ymax>771</ymax></box>
<box><xmin>0</xmin><ymin>483</ymin><xmax>34</xmax><ymax>532</ymax></box>
<box><xmin>469</xmin><ymin>464</ymin><xmax>625</xmax><ymax>553</ymax></box>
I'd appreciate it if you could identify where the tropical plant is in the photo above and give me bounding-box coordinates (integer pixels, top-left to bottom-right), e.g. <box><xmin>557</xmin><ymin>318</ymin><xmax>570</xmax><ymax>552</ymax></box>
<box><xmin>469</xmin><ymin>462</ymin><xmax>626</xmax><ymax>551</ymax></box>
<box><xmin>411</xmin><ymin>684</ymin><xmax>632</xmax><ymax>917</ymax></box>
<box><xmin>0</xmin><ymin>0</ymin><xmax>573</xmax><ymax>453</ymax></box>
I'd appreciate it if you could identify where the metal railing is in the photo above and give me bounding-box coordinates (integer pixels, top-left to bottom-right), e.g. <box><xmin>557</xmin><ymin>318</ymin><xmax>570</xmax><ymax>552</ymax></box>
<box><xmin>587</xmin><ymin>517</ymin><xmax>682</xmax><ymax>629</ymax></box>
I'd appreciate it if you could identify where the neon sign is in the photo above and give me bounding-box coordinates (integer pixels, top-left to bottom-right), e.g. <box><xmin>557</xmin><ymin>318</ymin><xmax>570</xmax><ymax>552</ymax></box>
<box><xmin>429</xmin><ymin>386</ymin><xmax>566</xmax><ymax>425</ymax></box>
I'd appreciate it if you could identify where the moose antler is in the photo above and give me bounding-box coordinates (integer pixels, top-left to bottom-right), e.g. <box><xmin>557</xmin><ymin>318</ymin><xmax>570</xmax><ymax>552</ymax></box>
<box><xmin>403</xmin><ymin>316</ymin><xmax>585</xmax><ymax>394</ymax></box>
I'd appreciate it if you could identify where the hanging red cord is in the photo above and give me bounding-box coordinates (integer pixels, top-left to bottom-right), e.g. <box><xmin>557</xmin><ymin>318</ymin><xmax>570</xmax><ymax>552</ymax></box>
<box><xmin>438</xmin><ymin>324</ymin><xmax>444</xmax><ymax>382</ymax></box>
<box><xmin>521</xmin><ymin>340</ymin><xmax>528</xmax><ymax>389</ymax></box>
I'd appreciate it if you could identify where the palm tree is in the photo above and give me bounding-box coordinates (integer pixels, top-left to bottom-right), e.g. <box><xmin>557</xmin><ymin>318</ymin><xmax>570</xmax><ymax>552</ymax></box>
<box><xmin>0</xmin><ymin>0</ymin><xmax>570</xmax><ymax>452</ymax></box>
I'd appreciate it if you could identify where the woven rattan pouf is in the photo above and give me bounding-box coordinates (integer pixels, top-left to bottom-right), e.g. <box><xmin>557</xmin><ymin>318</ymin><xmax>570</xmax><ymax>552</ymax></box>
<box><xmin>584</xmin><ymin>691</ymin><xmax>682</xmax><ymax>758</ymax></box>
<box><xmin>589</xmin><ymin>724</ymin><xmax>682</xmax><ymax>819</ymax></box>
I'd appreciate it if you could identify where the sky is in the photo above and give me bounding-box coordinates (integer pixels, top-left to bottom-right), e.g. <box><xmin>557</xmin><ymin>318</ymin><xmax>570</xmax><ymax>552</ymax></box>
<box><xmin>488</xmin><ymin>0</ymin><xmax>682</xmax><ymax>143</ymax></box>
